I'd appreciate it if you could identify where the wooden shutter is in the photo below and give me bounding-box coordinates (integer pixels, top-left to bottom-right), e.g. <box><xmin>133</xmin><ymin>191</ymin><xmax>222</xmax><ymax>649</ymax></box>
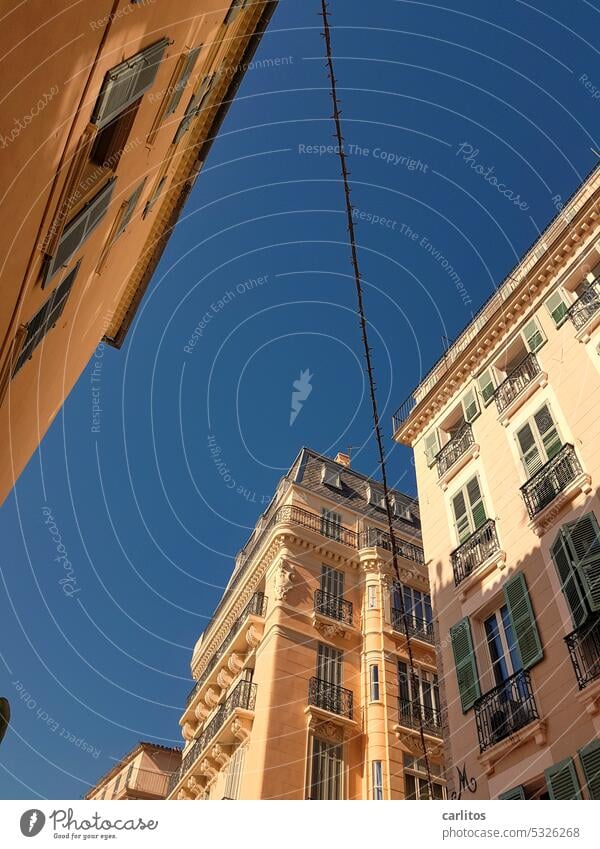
<box><xmin>564</xmin><ymin>513</ymin><xmax>600</xmax><ymax>613</ymax></box>
<box><xmin>503</xmin><ymin>572</ymin><xmax>543</xmax><ymax>669</ymax></box>
<box><xmin>449</xmin><ymin>618</ymin><xmax>480</xmax><ymax>712</ymax></box>
<box><xmin>165</xmin><ymin>46</ymin><xmax>202</xmax><ymax>115</ymax></box>
<box><xmin>499</xmin><ymin>785</ymin><xmax>525</xmax><ymax>800</ymax></box>
<box><xmin>466</xmin><ymin>476</ymin><xmax>486</xmax><ymax>528</ymax></box>
<box><xmin>546</xmin><ymin>291</ymin><xmax>568</xmax><ymax>326</ymax></box>
<box><xmin>522</xmin><ymin>318</ymin><xmax>545</xmax><ymax>352</ymax></box>
<box><xmin>452</xmin><ymin>489</ymin><xmax>471</xmax><ymax>543</ymax></box>
<box><xmin>545</xmin><ymin>758</ymin><xmax>581</xmax><ymax>799</ymax></box>
<box><xmin>534</xmin><ymin>405</ymin><xmax>561</xmax><ymax>461</ymax></box>
<box><xmin>516</xmin><ymin>421</ymin><xmax>543</xmax><ymax>476</ymax></box>
<box><xmin>579</xmin><ymin>740</ymin><xmax>600</xmax><ymax>799</ymax></box>
<box><xmin>462</xmin><ymin>387</ymin><xmax>480</xmax><ymax>422</ymax></box>
<box><xmin>550</xmin><ymin>532</ymin><xmax>588</xmax><ymax>627</ymax></box>
<box><xmin>224</xmin><ymin>746</ymin><xmax>246</xmax><ymax>799</ymax></box>
<box><xmin>424</xmin><ymin>430</ymin><xmax>440</xmax><ymax>466</ymax></box>
<box><xmin>478</xmin><ymin>370</ymin><xmax>495</xmax><ymax>404</ymax></box>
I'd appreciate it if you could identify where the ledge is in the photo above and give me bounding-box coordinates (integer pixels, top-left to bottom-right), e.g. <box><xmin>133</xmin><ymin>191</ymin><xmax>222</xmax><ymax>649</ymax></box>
<box><xmin>394</xmin><ymin>721</ymin><xmax>443</xmax><ymax>743</ymax></box>
<box><xmin>456</xmin><ymin>549</ymin><xmax>507</xmax><ymax>602</ymax></box>
<box><xmin>304</xmin><ymin>704</ymin><xmax>359</xmax><ymax>741</ymax></box>
<box><xmin>311</xmin><ymin>611</ymin><xmax>359</xmax><ymax>641</ymax></box>
<box><xmin>575</xmin><ymin>676</ymin><xmax>600</xmax><ymax>717</ymax></box>
<box><xmin>498</xmin><ymin>371</ymin><xmax>548</xmax><ymax>427</ymax></box>
<box><xmin>438</xmin><ymin>444</ymin><xmax>480</xmax><ymax>492</ymax></box>
<box><xmin>477</xmin><ymin>718</ymin><xmax>547</xmax><ymax>776</ymax></box>
<box><xmin>527</xmin><ymin>472</ymin><xmax>592</xmax><ymax>536</ymax></box>
<box><xmin>574</xmin><ymin>310</ymin><xmax>600</xmax><ymax>343</ymax></box>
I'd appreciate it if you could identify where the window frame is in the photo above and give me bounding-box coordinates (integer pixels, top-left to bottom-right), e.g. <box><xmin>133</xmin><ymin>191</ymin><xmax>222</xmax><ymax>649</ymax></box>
<box><xmin>372</xmin><ymin>760</ymin><xmax>383</xmax><ymax>800</ymax></box>
<box><xmin>514</xmin><ymin>403</ymin><xmax>562</xmax><ymax>479</ymax></box>
<box><xmin>521</xmin><ymin>316</ymin><xmax>546</xmax><ymax>353</ymax></box>
<box><xmin>369</xmin><ymin>664</ymin><xmax>380</xmax><ymax>702</ymax></box>
<box><xmin>450</xmin><ymin>474</ymin><xmax>487</xmax><ymax>545</ymax></box>
<box><xmin>545</xmin><ymin>290</ymin><xmax>569</xmax><ymax>328</ymax></box>
<box><xmin>477</xmin><ymin>368</ymin><xmax>496</xmax><ymax>406</ymax></box>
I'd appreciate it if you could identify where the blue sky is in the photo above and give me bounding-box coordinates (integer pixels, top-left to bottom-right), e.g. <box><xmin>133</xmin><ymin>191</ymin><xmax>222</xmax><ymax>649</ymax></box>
<box><xmin>2</xmin><ymin>0</ymin><xmax>600</xmax><ymax>798</ymax></box>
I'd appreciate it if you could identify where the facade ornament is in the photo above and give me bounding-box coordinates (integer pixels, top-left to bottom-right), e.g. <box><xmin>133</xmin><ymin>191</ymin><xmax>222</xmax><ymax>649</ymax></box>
<box><xmin>245</xmin><ymin>624</ymin><xmax>261</xmax><ymax>649</ymax></box>
<box><xmin>186</xmin><ymin>776</ymin><xmax>204</xmax><ymax>799</ymax></box>
<box><xmin>231</xmin><ymin>716</ymin><xmax>252</xmax><ymax>743</ymax></box>
<box><xmin>205</xmin><ymin>686</ymin><xmax>220</xmax><ymax>708</ymax></box>
<box><xmin>211</xmin><ymin>743</ymin><xmax>231</xmax><ymax>768</ymax></box>
<box><xmin>199</xmin><ymin>758</ymin><xmax>217</xmax><ymax>780</ymax></box>
<box><xmin>315</xmin><ymin>620</ymin><xmax>345</xmax><ymax>640</ymax></box>
<box><xmin>216</xmin><ymin>668</ymin><xmax>233</xmax><ymax>690</ymax></box>
<box><xmin>228</xmin><ymin>652</ymin><xmax>245</xmax><ymax>674</ymax></box>
<box><xmin>273</xmin><ymin>559</ymin><xmax>296</xmax><ymax>601</ymax></box>
<box><xmin>313</xmin><ymin>719</ymin><xmax>344</xmax><ymax>743</ymax></box>
<box><xmin>182</xmin><ymin>721</ymin><xmax>197</xmax><ymax>742</ymax></box>
<box><xmin>194</xmin><ymin>702</ymin><xmax>209</xmax><ymax>722</ymax></box>
<box><xmin>177</xmin><ymin>788</ymin><xmax>192</xmax><ymax>801</ymax></box>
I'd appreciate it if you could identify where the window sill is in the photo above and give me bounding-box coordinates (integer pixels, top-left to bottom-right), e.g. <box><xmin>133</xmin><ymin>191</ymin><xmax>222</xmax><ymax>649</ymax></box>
<box><xmin>526</xmin><ymin>471</ymin><xmax>592</xmax><ymax>537</ymax></box>
<box><xmin>394</xmin><ymin>722</ymin><xmax>444</xmax><ymax>747</ymax></box>
<box><xmin>456</xmin><ymin>549</ymin><xmax>507</xmax><ymax>602</ymax></box>
<box><xmin>304</xmin><ymin>705</ymin><xmax>358</xmax><ymax>740</ymax></box>
<box><xmin>497</xmin><ymin>371</ymin><xmax>548</xmax><ymax>427</ymax></box>
<box><xmin>438</xmin><ymin>444</ymin><xmax>480</xmax><ymax>492</ymax></box>
<box><xmin>478</xmin><ymin>718</ymin><xmax>547</xmax><ymax>777</ymax></box>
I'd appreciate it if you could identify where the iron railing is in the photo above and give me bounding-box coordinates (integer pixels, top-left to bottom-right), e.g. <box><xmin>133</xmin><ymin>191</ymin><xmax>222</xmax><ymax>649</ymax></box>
<box><xmin>398</xmin><ymin>698</ymin><xmax>442</xmax><ymax>737</ymax></box>
<box><xmin>451</xmin><ymin>519</ymin><xmax>500</xmax><ymax>587</ymax></box>
<box><xmin>186</xmin><ymin>592</ymin><xmax>267</xmax><ymax>706</ymax></box>
<box><xmin>494</xmin><ymin>353</ymin><xmax>541</xmax><ymax>415</ymax></box>
<box><xmin>565</xmin><ymin>616</ymin><xmax>600</xmax><ymax>690</ymax></box>
<box><xmin>308</xmin><ymin>677</ymin><xmax>353</xmax><ymax>720</ymax></box>
<box><xmin>391</xmin><ymin>608</ymin><xmax>435</xmax><ymax>644</ymax></box>
<box><xmin>520</xmin><ymin>444</ymin><xmax>582</xmax><ymax>519</ymax></box>
<box><xmin>567</xmin><ymin>281</ymin><xmax>600</xmax><ymax>331</ymax></box>
<box><xmin>474</xmin><ymin>670</ymin><xmax>538</xmax><ymax>752</ymax></box>
<box><xmin>358</xmin><ymin>526</ymin><xmax>425</xmax><ymax>565</ymax></box>
<box><xmin>314</xmin><ymin>590</ymin><xmax>353</xmax><ymax>625</ymax></box>
<box><xmin>435</xmin><ymin>422</ymin><xmax>475</xmax><ymax>478</ymax></box>
<box><xmin>167</xmin><ymin>680</ymin><xmax>257</xmax><ymax>796</ymax></box>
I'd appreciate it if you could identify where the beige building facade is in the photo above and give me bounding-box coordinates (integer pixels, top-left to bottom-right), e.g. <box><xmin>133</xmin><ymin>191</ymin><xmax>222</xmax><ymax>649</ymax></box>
<box><xmin>394</xmin><ymin>166</ymin><xmax>600</xmax><ymax>800</ymax></box>
<box><xmin>167</xmin><ymin>448</ymin><xmax>445</xmax><ymax>800</ymax></box>
<box><xmin>86</xmin><ymin>741</ymin><xmax>181</xmax><ymax>800</ymax></box>
<box><xmin>0</xmin><ymin>0</ymin><xmax>277</xmax><ymax>504</ymax></box>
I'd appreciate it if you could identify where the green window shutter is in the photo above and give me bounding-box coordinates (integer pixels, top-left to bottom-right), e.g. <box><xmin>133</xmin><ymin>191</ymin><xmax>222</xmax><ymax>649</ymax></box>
<box><xmin>478</xmin><ymin>370</ymin><xmax>495</xmax><ymax>404</ymax></box>
<box><xmin>546</xmin><ymin>291</ymin><xmax>568</xmax><ymax>327</ymax></box>
<box><xmin>523</xmin><ymin>318</ymin><xmax>545</xmax><ymax>352</ymax></box>
<box><xmin>499</xmin><ymin>785</ymin><xmax>525</xmax><ymax>800</ymax></box>
<box><xmin>516</xmin><ymin>422</ymin><xmax>543</xmax><ymax>476</ymax></box>
<box><xmin>450</xmin><ymin>618</ymin><xmax>480</xmax><ymax>712</ymax></box>
<box><xmin>503</xmin><ymin>572</ymin><xmax>543</xmax><ymax>669</ymax></box>
<box><xmin>462</xmin><ymin>387</ymin><xmax>480</xmax><ymax>422</ymax></box>
<box><xmin>452</xmin><ymin>490</ymin><xmax>471</xmax><ymax>543</ymax></box>
<box><xmin>424</xmin><ymin>430</ymin><xmax>440</xmax><ymax>467</ymax></box>
<box><xmin>564</xmin><ymin>513</ymin><xmax>600</xmax><ymax>613</ymax></box>
<box><xmin>467</xmin><ymin>476</ymin><xmax>486</xmax><ymax>529</ymax></box>
<box><xmin>551</xmin><ymin>532</ymin><xmax>589</xmax><ymax>627</ymax></box>
<box><xmin>534</xmin><ymin>405</ymin><xmax>562</xmax><ymax>461</ymax></box>
<box><xmin>545</xmin><ymin>758</ymin><xmax>582</xmax><ymax>799</ymax></box>
<box><xmin>579</xmin><ymin>740</ymin><xmax>600</xmax><ymax>799</ymax></box>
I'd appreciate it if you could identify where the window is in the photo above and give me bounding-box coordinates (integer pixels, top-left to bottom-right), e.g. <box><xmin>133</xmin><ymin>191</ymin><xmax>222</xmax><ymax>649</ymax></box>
<box><xmin>13</xmin><ymin>263</ymin><xmax>80</xmax><ymax>375</ymax></box>
<box><xmin>545</xmin><ymin>758</ymin><xmax>582</xmax><ymax>799</ymax></box>
<box><xmin>320</xmin><ymin>508</ymin><xmax>342</xmax><ymax>541</ymax></box>
<box><xmin>164</xmin><ymin>46</ymin><xmax>202</xmax><ymax>116</ymax></box>
<box><xmin>113</xmin><ymin>773</ymin><xmax>121</xmax><ymax>797</ymax></box>
<box><xmin>424</xmin><ymin>429</ymin><xmax>440</xmax><ymax>467</ymax></box>
<box><xmin>143</xmin><ymin>176</ymin><xmax>167</xmax><ymax>218</ymax></box>
<box><xmin>515</xmin><ymin>404</ymin><xmax>562</xmax><ymax>477</ymax></box>
<box><xmin>369</xmin><ymin>664</ymin><xmax>380</xmax><ymax>701</ymax></box>
<box><xmin>579</xmin><ymin>740</ymin><xmax>600</xmax><ymax>800</ymax></box>
<box><xmin>115</xmin><ymin>179</ymin><xmax>146</xmax><ymax>238</ymax></box>
<box><xmin>317</xmin><ymin>643</ymin><xmax>342</xmax><ymax>686</ymax></box>
<box><xmin>173</xmin><ymin>72</ymin><xmax>217</xmax><ymax>144</ymax></box>
<box><xmin>45</xmin><ymin>179</ymin><xmax>116</xmax><ymax>282</ymax></box>
<box><xmin>125</xmin><ymin>763</ymin><xmax>134</xmax><ymax>786</ymax></box>
<box><xmin>451</xmin><ymin>475</ymin><xmax>486</xmax><ymax>544</ymax></box>
<box><xmin>310</xmin><ymin>738</ymin><xmax>344</xmax><ymax>800</ymax></box>
<box><xmin>545</xmin><ymin>290</ymin><xmax>569</xmax><ymax>327</ymax></box>
<box><xmin>477</xmin><ymin>369</ymin><xmax>496</xmax><ymax>405</ymax></box>
<box><xmin>225</xmin><ymin>0</ymin><xmax>253</xmax><ymax>23</ymax></box>
<box><xmin>484</xmin><ymin>605</ymin><xmax>522</xmax><ymax>687</ymax></box>
<box><xmin>551</xmin><ymin>513</ymin><xmax>600</xmax><ymax>627</ymax></box>
<box><xmin>521</xmin><ymin>317</ymin><xmax>546</xmax><ymax>353</ymax></box>
<box><xmin>403</xmin><ymin>754</ymin><xmax>445</xmax><ymax>799</ymax></box>
<box><xmin>393</xmin><ymin>498</ymin><xmax>412</xmax><ymax>520</ymax></box>
<box><xmin>367</xmin><ymin>585</ymin><xmax>377</xmax><ymax>609</ymax></box>
<box><xmin>92</xmin><ymin>39</ymin><xmax>170</xmax><ymax>129</ymax></box>
<box><xmin>393</xmin><ymin>583</ymin><xmax>432</xmax><ymax>630</ymax></box>
<box><xmin>367</xmin><ymin>485</ymin><xmax>385</xmax><ymax>508</ymax></box>
<box><xmin>461</xmin><ymin>386</ymin><xmax>480</xmax><ymax>423</ymax></box>
<box><xmin>372</xmin><ymin>761</ymin><xmax>383</xmax><ymax>800</ymax></box>
<box><xmin>449</xmin><ymin>617</ymin><xmax>480</xmax><ymax>712</ymax></box>
<box><xmin>398</xmin><ymin>661</ymin><xmax>440</xmax><ymax>726</ymax></box>
<box><xmin>321</xmin><ymin>464</ymin><xmax>341</xmax><ymax>488</ymax></box>
<box><xmin>224</xmin><ymin>746</ymin><xmax>246</xmax><ymax>800</ymax></box>
<box><xmin>321</xmin><ymin>564</ymin><xmax>344</xmax><ymax>599</ymax></box>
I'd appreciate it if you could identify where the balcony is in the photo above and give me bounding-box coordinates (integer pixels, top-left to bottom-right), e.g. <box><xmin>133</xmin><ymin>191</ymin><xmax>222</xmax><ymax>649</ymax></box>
<box><xmin>186</xmin><ymin>592</ymin><xmax>266</xmax><ymax>708</ymax></box>
<box><xmin>358</xmin><ymin>526</ymin><xmax>424</xmax><ymax>565</ymax></box>
<box><xmin>451</xmin><ymin>519</ymin><xmax>504</xmax><ymax>594</ymax></box>
<box><xmin>391</xmin><ymin>608</ymin><xmax>435</xmax><ymax>645</ymax></box>
<box><xmin>397</xmin><ymin>698</ymin><xmax>442</xmax><ymax>738</ymax></box>
<box><xmin>565</xmin><ymin>616</ymin><xmax>600</xmax><ymax>690</ymax></box>
<box><xmin>474</xmin><ymin>670</ymin><xmax>539</xmax><ymax>753</ymax></box>
<box><xmin>124</xmin><ymin>768</ymin><xmax>170</xmax><ymax>799</ymax></box>
<box><xmin>494</xmin><ymin>353</ymin><xmax>547</xmax><ymax>425</ymax></box>
<box><xmin>314</xmin><ymin>590</ymin><xmax>353</xmax><ymax>625</ymax></box>
<box><xmin>308</xmin><ymin>677</ymin><xmax>353</xmax><ymax>720</ymax></box>
<box><xmin>520</xmin><ymin>444</ymin><xmax>590</xmax><ymax>529</ymax></box>
<box><xmin>567</xmin><ymin>281</ymin><xmax>600</xmax><ymax>339</ymax></box>
<box><xmin>168</xmin><ymin>680</ymin><xmax>257</xmax><ymax>797</ymax></box>
<box><xmin>436</xmin><ymin>423</ymin><xmax>478</xmax><ymax>489</ymax></box>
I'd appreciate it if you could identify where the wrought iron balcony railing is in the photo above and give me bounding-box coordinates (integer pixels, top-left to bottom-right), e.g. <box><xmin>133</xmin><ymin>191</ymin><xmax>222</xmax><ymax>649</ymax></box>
<box><xmin>436</xmin><ymin>422</ymin><xmax>474</xmax><ymax>478</ymax></box>
<box><xmin>186</xmin><ymin>592</ymin><xmax>267</xmax><ymax>706</ymax></box>
<box><xmin>398</xmin><ymin>698</ymin><xmax>442</xmax><ymax>737</ymax></box>
<box><xmin>474</xmin><ymin>670</ymin><xmax>539</xmax><ymax>753</ymax></box>
<box><xmin>314</xmin><ymin>589</ymin><xmax>353</xmax><ymax>625</ymax></box>
<box><xmin>168</xmin><ymin>680</ymin><xmax>257</xmax><ymax>796</ymax></box>
<box><xmin>567</xmin><ymin>281</ymin><xmax>600</xmax><ymax>331</ymax></box>
<box><xmin>520</xmin><ymin>443</ymin><xmax>582</xmax><ymax>519</ymax></box>
<box><xmin>358</xmin><ymin>526</ymin><xmax>425</xmax><ymax>565</ymax></box>
<box><xmin>565</xmin><ymin>616</ymin><xmax>600</xmax><ymax>690</ymax></box>
<box><xmin>450</xmin><ymin>519</ymin><xmax>500</xmax><ymax>587</ymax></box>
<box><xmin>308</xmin><ymin>677</ymin><xmax>353</xmax><ymax>720</ymax></box>
<box><xmin>391</xmin><ymin>608</ymin><xmax>435</xmax><ymax>644</ymax></box>
<box><xmin>494</xmin><ymin>352</ymin><xmax>541</xmax><ymax>415</ymax></box>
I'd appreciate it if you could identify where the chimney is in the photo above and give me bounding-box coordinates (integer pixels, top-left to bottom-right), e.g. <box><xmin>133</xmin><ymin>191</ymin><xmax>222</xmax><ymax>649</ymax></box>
<box><xmin>334</xmin><ymin>452</ymin><xmax>351</xmax><ymax>468</ymax></box>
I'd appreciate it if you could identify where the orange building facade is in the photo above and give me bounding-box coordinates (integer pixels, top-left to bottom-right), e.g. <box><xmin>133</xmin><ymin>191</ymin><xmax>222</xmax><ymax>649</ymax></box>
<box><xmin>86</xmin><ymin>741</ymin><xmax>180</xmax><ymax>800</ymax></box>
<box><xmin>0</xmin><ymin>0</ymin><xmax>277</xmax><ymax>503</ymax></box>
<box><xmin>167</xmin><ymin>448</ymin><xmax>445</xmax><ymax>800</ymax></box>
<box><xmin>394</xmin><ymin>167</ymin><xmax>600</xmax><ymax>800</ymax></box>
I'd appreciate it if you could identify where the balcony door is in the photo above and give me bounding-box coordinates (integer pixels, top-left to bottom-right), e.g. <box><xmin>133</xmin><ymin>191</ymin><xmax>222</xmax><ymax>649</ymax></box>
<box><xmin>321</xmin><ymin>508</ymin><xmax>342</xmax><ymax>541</ymax></box>
<box><xmin>484</xmin><ymin>605</ymin><xmax>523</xmax><ymax>689</ymax></box>
<box><xmin>452</xmin><ymin>476</ymin><xmax>487</xmax><ymax>544</ymax></box>
<box><xmin>317</xmin><ymin>643</ymin><xmax>342</xmax><ymax>687</ymax></box>
<box><xmin>398</xmin><ymin>661</ymin><xmax>440</xmax><ymax>731</ymax></box>
<box><xmin>321</xmin><ymin>565</ymin><xmax>344</xmax><ymax>599</ymax></box>
<box><xmin>310</xmin><ymin>738</ymin><xmax>344</xmax><ymax>800</ymax></box>
<box><xmin>515</xmin><ymin>404</ymin><xmax>562</xmax><ymax>477</ymax></box>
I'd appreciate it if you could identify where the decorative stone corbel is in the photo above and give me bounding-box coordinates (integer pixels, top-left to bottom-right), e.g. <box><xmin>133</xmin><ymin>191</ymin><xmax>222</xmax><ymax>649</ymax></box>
<box><xmin>186</xmin><ymin>776</ymin><xmax>205</xmax><ymax>799</ymax></box>
<box><xmin>245</xmin><ymin>624</ymin><xmax>261</xmax><ymax>649</ymax></box>
<box><xmin>177</xmin><ymin>788</ymin><xmax>193</xmax><ymax>801</ymax></box>
<box><xmin>216</xmin><ymin>668</ymin><xmax>233</xmax><ymax>690</ymax></box>
<box><xmin>182</xmin><ymin>721</ymin><xmax>197</xmax><ymax>742</ymax></box>
<box><xmin>231</xmin><ymin>716</ymin><xmax>252</xmax><ymax>743</ymax></box>
<box><xmin>199</xmin><ymin>758</ymin><xmax>218</xmax><ymax>781</ymax></box>
<box><xmin>228</xmin><ymin>652</ymin><xmax>245</xmax><ymax>674</ymax></box>
<box><xmin>273</xmin><ymin>559</ymin><xmax>296</xmax><ymax>601</ymax></box>
<box><xmin>194</xmin><ymin>702</ymin><xmax>209</xmax><ymax>722</ymax></box>
<box><xmin>211</xmin><ymin>743</ymin><xmax>231</xmax><ymax>768</ymax></box>
<box><xmin>205</xmin><ymin>686</ymin><xmax>220</xmax><ymax>708</ymax></box>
